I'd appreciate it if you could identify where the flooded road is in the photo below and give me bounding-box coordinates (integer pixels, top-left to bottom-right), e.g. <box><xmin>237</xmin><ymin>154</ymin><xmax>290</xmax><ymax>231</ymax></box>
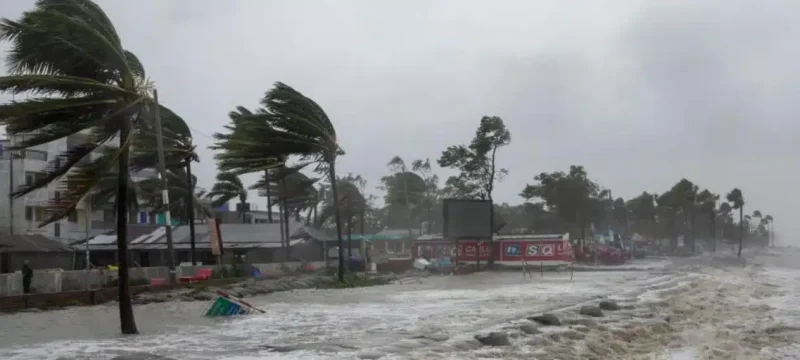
<box><xmin>0</xmin><ymin>267</ymin><xmax>684</xmax><ymax>360</ymax></box>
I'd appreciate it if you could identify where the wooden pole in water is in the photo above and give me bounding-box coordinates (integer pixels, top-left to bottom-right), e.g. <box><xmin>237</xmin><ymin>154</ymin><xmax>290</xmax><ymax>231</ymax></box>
<box><xmin>540</xmin><ymin>260</ymin><xmax>544</xmax><ymax>277</ymax></box>
<box><xmin>570</xmin><ymin>265</ymin><xmax>574</xmax><ymax>281</ymax></box>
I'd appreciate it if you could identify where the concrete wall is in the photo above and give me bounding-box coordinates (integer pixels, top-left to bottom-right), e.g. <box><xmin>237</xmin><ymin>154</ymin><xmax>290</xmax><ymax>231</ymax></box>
<box><xmin>0</xmin><ymin>261</ymin><xmax>326</xmax><ymax>297</ymax></box>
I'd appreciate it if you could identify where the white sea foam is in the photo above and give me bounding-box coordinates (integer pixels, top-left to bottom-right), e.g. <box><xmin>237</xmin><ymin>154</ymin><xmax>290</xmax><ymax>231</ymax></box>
<box><xmin>3</xmin><ymin>254</ymin><xmax>799</xmax><ymax>360</ymax></box>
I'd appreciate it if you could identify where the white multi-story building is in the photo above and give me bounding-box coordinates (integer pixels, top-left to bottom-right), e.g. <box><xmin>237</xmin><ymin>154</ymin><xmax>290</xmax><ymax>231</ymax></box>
<box><xmin>0</xmin><ymin>132</ymin><xmax>147</xmax><ymax>243</ymax></box>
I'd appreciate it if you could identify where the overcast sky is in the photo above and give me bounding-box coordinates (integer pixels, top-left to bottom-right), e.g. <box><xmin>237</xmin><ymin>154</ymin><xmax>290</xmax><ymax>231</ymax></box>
<box><xmin>2</xmin><ymin>0</ymin><xmax>799</xmax><ymax>243</ymax></box>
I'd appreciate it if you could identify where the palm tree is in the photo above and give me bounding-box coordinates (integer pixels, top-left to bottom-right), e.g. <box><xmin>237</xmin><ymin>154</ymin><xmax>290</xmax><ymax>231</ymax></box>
<box><xmin>726</xmin><ymin>188</ymin><xmax>745</xmax><ymax>257</ymax></box>
<box><xmin>0</xmin><ymin>0</ymin><xmax>191</xmax><ymax>335</ymax></box>
<box><xmin>251</xmin><ymin>166</ymin><xmax>318</xmax><ymax>257</ymax></box>
<box><xmin>211</xmin><ymin>82</ymin><xmax>346</xmax><ymax>282</ymax></box>
<box><xmin>207</xmin><ymin>172</ymin><xmax>248</xmax><ymax>223</ymax></box>
<box><xmin>763</xmin><ymin>214</ymin><xmax>774</xmax><ymax>246</ymax></box>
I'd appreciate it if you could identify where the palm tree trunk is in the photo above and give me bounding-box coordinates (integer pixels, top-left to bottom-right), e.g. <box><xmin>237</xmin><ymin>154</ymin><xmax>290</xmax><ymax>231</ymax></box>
<box><xmin>117</xmin><ymin>116</ymin><xmax>138</xmax><ymax>334</ymax></box>
<box><xmin>278</xmin><ymin>199</ymin><xmax>285</xmax><ymax>248</ymax></box>
<box><xmin>347</xmin><ymin>210</ymin><xmax>353</xmax><ymax>258</ymax></box>
<box><xmin>737</xmin><ymin>207</ymin><xmax>744</xmax><ymax>258</ymax></box>
<box><xmin>186</xmin><ymin>158</ymin><xmax>197</xmax><ymax>265</ymax></box>
<box><xmin>283</xmin><ymin>197</ymin><xmax>291</xmax><ymax>261</ymax></box>
<box><xmin>265</xmin><ymin>170</ymin><xmax>273</xmax><ymax>223</ymax></box>
<box><xmin>329</xmin><ymin>163</ymin><xmax>346</xmax><ymax>282</ymax></box>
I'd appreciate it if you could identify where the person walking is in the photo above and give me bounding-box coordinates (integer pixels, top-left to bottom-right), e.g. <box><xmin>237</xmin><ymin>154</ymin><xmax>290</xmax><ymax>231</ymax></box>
<box><xmin>22</xmin><ymin>260</ymin><xmax>33</xmax><ymax>294</ymax></box>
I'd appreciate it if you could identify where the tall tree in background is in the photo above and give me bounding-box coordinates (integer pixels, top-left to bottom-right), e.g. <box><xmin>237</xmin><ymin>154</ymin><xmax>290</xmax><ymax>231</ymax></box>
<box><xmin>763</xmin><ymin>214</ymin><xmax>774</xmax><ymax>246</ymax></box>
<box><xmin>726</xmin><ymin>188</ymin><xmax>745</xmax><ymax>257</ymax></box>
<box><xmin>626</xmin><ymin>192</ymin><xmax>657</xmax><ymax>239</ymax></box>
<box><xmin>0</xmin><ymin>0</ymin><xmax>196</xmax><ymax>334</ymax></box>
<box><xmin>207</xmin><ymin>172</ymin><xmax>248</xmax><ymax>223</ymax></box>
<box><xmin>439</xmin><ymin>116</ymin><xmax>509</xmax><ymax>268</ymax></box>
<box><xmin>316</xmin><ymin>174</ymin><xmax>367</xmax><ymax>258</ymax></box>
<box><xmin>520</xmin><ymin>165</ymin><xmax>601</xmax><ymax>249</ymax></box>
<box><xmin>411</xmin><ymin>158</ymin><xmax>439</xmax><ymax>234</ymax></box>
<box><xmin>385</xmin><ymin>156</ymin><xmax>419</xmax><ymax>238</ymax></box>
<box><xmin>252</xmin><ymin>166</ymin><xmax>318</xmax><ymax>256</ymax></box>
<box><xmin>380</xmin><ymin>156</ymin><xmax>428</xmax><ymax>234</ymax></box>
<box><xmin>612</xmin><ymin>197</ymin><xmax>629</xmax><ymax>235</ymax></box>
<box><xmin>438</xmin><ymin>116</ymin><xmax>511</xmax><ymax>200</ymax></box>
<box><xmin>696</xmin><ymin>189</ymin><xmax>719</xmax><ymax>252</ymax></box>
<box><xmin>212</xmin><ymin>82</ymin><xmax>346</xmax><ymax>281</ymax></box>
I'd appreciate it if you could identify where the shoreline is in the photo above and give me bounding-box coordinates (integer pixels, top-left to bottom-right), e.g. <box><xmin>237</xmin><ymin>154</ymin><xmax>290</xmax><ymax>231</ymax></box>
<box><xmin>0</xmin><ymin>272</ymin><xmax>401</xmax><ymax>314</ymax></box>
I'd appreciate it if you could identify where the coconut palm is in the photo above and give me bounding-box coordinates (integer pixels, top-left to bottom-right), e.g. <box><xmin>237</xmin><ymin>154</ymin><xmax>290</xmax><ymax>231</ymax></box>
<box><xmin>211</xmin><ymin>82</ymin><xmax>346</xmax><ymax>282</ymax></box>
<box><xmin>763</xmin><ymin>214</ymin><xmax>774</xmax><ymax>246</ymax></box>
<box><xmin>0</xmin><ymin>0</ymin><xmax>190</xmax><ymax>334</ymax></box>
<box><xmin>251</xmin><ymin>166</ymin><xmax>318</xmax><ymax>254</ymax></box>
<box><xmin>207</xmin><ymin>172</ymin><xmax>248</xmax><ymax>223</ymax></box>
<box><xmin>725</xmin><ymin>188</ymin><xmax>745</xmax><ymax>258</ymax></box>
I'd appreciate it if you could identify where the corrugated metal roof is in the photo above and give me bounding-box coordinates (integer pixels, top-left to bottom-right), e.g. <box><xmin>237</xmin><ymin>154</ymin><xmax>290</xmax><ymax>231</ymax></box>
<box><xmin>0</xmin><ymin>235</ymin><xmax>72</xmax><ymax>253</ymax></box>
<box><xmin>76</xmin><ymin>222</ymin><xmax>306</xmax><ymax>251</ymax></box>
<box><xmin>415</xmin><ymin>233</ymin><xmax>568</xmax><ymax>241</ymax></box>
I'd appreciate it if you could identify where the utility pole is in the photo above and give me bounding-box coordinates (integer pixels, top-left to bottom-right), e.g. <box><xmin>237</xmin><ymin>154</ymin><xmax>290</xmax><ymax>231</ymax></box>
<box><xmin>152</xmin><ymin>90</ymin><xmax>177</xmax><ymax>282</ymax></box>
<box><xmin>186</xmin><ymin>156</ymin><xmax>197</xmax><ymax>265</ymax></box>
<box><xmin>7</xmin><ymin>94</ymin><xmax>14</xmax><ymax>236</ymax></box>
<box><xmin>8</xmin><ymin>143</ymin><xmax>14</xmax><ymax>236</ymax></box>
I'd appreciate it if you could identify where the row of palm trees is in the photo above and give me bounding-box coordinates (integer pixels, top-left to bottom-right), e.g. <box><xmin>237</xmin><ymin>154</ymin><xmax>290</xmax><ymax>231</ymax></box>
<box><xmin>624</xmin><ymin>181</ymin><xmax>773</xmax><ymax>257</ymax></box>
<box><xmin>0</xmin><ymin>0</ymin><xmax>353</xmax><ymax>335</ymax></box>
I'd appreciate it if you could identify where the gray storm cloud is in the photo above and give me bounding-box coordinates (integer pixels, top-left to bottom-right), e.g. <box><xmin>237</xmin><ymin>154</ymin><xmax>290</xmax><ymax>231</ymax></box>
<box><xmin>0</xmin><ymin>0</ymin><xmax>797</xmax><ymax>242</ymax></box>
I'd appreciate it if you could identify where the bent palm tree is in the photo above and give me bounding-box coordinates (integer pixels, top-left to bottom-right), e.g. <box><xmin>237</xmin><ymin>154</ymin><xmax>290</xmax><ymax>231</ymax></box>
<box><xmin>207</xmin><ymin>172</ymin><xmax>248</xmax><ymax>223</ymax></box>
<box><xmin>0</xmin><ymin>0</ymin><xmax>184</xmax><ymax>335</ymax></box>
<box><xmin>726</xmin><ymin>188</ymin><xmax>745</xmax><ymax>258</ymax></box>
<box><xmin>211</xmin><ymin>82</ymin><xmax>346</xmax><ymax>282</ymax></box>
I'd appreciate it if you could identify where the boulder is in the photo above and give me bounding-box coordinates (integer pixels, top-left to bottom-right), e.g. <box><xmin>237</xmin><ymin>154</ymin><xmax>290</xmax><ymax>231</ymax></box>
<box><xmin>599</xmin><ymin>300</ymin><xmax>620</xmax><ymax>311</ymax></box>
<box><xmin>529</xmin><ymin>313</ymin><xmax>561</xmax><ymax>326</ymax></box>
<box><xmin>560</xmin><ymin>330</ymin><xmax>586</xmax><ymax>340</ymax></box>
<box><xmin>579</xmin><ymin>306</ymin><xmax>604</xmax><ymax>317</ymax></box>
<box><xmin>526</xmin><ymin>337</ymin><xmax>551</xmax><ymax>347</ymax></box>
<box><xmin>572</xmin><ymin>325</ymin><xmax>591</xmax><ymax>333</ymax></box>
<box><xmin>520</xmin><ymin>323</ymin><xmax>541</xmax><ymax>335</ymax></box>
<box><xmin>474</xmin><ymin>332</ymin><xmax>511</xmax><ymax>346</ymax></box>
<box><xmin>565</xmin><ymin>318</ymin><xmax>598</xmax><ymax>328</ymax></box>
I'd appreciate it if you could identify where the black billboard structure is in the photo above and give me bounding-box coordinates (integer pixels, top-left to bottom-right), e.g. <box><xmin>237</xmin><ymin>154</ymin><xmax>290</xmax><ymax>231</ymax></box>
<box><xmin>442</xmin><ymin>199</ymin><xmax>494</xmax><ymax>270</ymax></box>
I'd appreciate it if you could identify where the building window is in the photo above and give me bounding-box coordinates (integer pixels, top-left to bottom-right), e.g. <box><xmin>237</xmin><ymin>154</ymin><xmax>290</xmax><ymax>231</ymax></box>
<box><xmin>54</xmin><ymin>223</ymin><xmax>60</xmax><ymax>238</ymax></box>
<box><xmin>35</xmin><ymin>207</ymin><xmax>46</xmax><ymax>222</ymax></box>
<box><xmin>67</xmin><ymin>210</ymin><xmax>77</xmax><ymax>223</ymax></box>
<box><xmin>25</xmin><ymin>206</ymin><xmax>33</xmax><ymax>221</ymax></box>
<box><xmin>24</xmin><ymin>149</ymin><xmax>47</xmax><ymax>161</ymax></box>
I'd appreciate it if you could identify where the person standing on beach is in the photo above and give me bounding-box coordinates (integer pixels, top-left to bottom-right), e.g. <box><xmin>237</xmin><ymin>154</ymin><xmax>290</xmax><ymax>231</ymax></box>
<box><xmin>22</xmin><ymin>260</ymin><xmax>33</xmax><ymax>294</ymax></box>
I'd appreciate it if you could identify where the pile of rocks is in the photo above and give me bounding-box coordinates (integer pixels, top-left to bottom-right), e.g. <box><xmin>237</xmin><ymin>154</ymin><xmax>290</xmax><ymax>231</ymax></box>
<box><xmin>473</xmin><ymin>299</ymin><xmax>625</xmax><ymax>348</ymax></box>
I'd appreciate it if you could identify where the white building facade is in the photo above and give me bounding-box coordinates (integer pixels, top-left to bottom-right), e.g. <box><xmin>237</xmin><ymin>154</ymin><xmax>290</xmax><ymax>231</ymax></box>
<box><xmin>0</xmin><ymin>132</ymin><xmax>152</xmax><ymax>244</ymax></box>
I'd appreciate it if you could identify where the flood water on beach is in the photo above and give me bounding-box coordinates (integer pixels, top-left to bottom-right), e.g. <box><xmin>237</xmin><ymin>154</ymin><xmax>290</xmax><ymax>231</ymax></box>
<box><xmin>2</xmin><ymin>253</ymin><xmax>799</xmax><ymax>359</ymax></box>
